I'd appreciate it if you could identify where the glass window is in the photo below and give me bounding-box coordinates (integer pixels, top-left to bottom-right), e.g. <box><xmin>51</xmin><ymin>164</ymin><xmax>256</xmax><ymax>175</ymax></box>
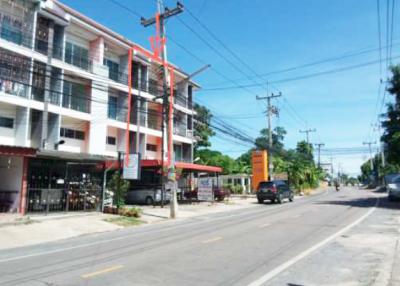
<box><xmin>60</xmin><ymin>127</ymin><xmax>85</xmax><ymax>140</ymax></box>
<box><xmin>65</xmin><ymin>42</ymin><xmax>89</xmax><ymax>70</ymax></box>
<box><xmin>104</xmin><ymin>58</ymin><xmax>119</xmax><ymax>82</ymax></box>
<box><xmin>146</xmin><ymin>144</ymin><xmax>157</xmax><ymax>152</ymax></box>
<box><xmin>107</xmin><ymin>136</ymin><xmax>116</xmax><ymax>145</ymax></box>
<box><xmin>0</xmin><ymin>116</ymin><xmax>13</xmax><ymax>128</ymax></box>
<box><xmin>108</xmin><ymin>96</ymin><xmax>117</xmax><ymax>119</ymax></box>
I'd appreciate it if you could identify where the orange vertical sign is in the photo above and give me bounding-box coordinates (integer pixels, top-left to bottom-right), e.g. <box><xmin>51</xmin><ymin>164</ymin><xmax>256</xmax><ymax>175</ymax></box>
<box><xmin>252</xmin><ymin>150</ymin><xmax>269</xmax><ymax>191</ymax></box>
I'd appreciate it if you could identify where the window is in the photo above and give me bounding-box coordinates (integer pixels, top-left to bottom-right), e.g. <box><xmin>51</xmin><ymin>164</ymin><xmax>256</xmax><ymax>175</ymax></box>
<box><xmin>60</xmin><ymin>128</ymin><xmax>85</xmax><ymax>140</ymax></box>
<box><xmin>108</xmin><ymin>96</ymin><xmax>117</xmax><ymax>120</ymax></box>
<box><xmin>65</xmin><ymin>42</ymin><xmax>89</xmax><ymax>70</ymax></box>
<box><xmin>63</xmin><ymin>80</ymin><xmax>89</xmax><ymax>113</ymax></box>
<box><xmin>0</xmin><ymin>116</ymin><xmax>13</xmax><ymax>128</ymax></box>
<box><xmin>146</xmin><ymin>144</ymin><xmax>157</xmax><ymax>152</ymax></box>
<box><xmin>107</xmin><ymin>136</ymin><xmax>116</xmax><ymax>145</ymax></box>
<box><xmin>104</xmin><ymin>58</ymin><xmax>119</xmax><ymax>82</ymax></box>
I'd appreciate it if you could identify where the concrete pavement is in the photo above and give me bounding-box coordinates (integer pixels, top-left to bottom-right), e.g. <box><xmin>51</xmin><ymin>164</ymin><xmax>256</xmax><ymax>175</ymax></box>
<box><xmin>0</xmin><ymin>187</ymin><xmax>398</xmax><ymax>286</ymax></box>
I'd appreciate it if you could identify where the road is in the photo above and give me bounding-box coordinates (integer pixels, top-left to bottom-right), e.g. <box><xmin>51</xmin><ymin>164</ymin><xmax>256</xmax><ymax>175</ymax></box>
<box><xmin>0</xmin><ymin>187</ymin><xmax>398</xmax><ymax>286</ymax></box>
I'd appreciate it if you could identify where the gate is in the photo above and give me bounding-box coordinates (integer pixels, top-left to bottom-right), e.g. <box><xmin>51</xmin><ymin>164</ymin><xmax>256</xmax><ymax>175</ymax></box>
<box><xmin>27</xmin><ymin>159</ymin><xmax>103</xmax><ymax>214</ymax></box>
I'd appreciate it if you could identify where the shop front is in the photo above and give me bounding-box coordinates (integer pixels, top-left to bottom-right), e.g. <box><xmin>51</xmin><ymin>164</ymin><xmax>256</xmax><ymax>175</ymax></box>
<box><xmin>26</xmin><ymin>153</ymin><xmax>106</xmax><ymax>214</ymax></box>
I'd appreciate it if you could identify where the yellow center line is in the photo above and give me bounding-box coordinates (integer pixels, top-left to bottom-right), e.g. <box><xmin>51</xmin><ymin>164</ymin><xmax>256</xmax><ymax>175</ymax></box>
<box><xmin>202</xmin><ymin>236</ymin><xmax>223</xmax><ymax>244</ymax></box>
<box><xmin>81</xmin><ymin>265</ymin><xmax>124</xmax><ymax>279</ymax></box>
<box><xmin>258</xmin><ymin>223</ymin><xmax>272</xmax><ymax>228</ymax></box>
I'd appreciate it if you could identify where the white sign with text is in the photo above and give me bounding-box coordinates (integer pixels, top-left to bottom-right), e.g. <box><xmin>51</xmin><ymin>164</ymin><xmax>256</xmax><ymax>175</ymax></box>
<box><xmin>198</xmin><ymin>178</ymin><xmax>213</xmax><ymax>201</ymax></box>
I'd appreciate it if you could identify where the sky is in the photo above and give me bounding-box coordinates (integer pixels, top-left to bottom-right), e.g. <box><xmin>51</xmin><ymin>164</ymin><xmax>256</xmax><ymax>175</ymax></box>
<box><xmin>61</xmin><ymin>0</ymin><xmax>398</xmax><ymax>176</ymax></box>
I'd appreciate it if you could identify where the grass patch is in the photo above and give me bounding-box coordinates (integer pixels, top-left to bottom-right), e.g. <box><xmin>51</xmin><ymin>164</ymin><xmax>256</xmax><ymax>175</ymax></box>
<box><xmin>104</xmin><ymin>216</ymin><xmax>145</xmax><ymax>227</ymax></box>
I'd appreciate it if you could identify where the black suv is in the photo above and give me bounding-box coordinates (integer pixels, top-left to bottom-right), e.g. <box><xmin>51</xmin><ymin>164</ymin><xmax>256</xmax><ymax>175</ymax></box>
<box><xmin>257</xmin><ymin>180</ymin><xmax>294</xmax><ymax>204</ymax></box>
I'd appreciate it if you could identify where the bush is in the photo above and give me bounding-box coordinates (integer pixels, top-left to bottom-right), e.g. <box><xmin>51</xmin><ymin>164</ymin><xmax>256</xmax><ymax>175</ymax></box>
<box><xmin>233</xmin><ymin>185</ymin><xmax>244</xmax><ymax>194</ymax></box>
<box><xmin>119</xmin><ymin>207</ymin><xmax>142</xmax><ymax>218</ymax></box>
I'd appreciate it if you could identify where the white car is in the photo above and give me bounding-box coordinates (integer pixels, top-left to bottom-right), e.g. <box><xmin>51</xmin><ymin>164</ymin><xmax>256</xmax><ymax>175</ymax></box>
<box><xmin>386</xmin><ymin>175</ymin><xmax>400</xmax><ymax>201</ymax></box>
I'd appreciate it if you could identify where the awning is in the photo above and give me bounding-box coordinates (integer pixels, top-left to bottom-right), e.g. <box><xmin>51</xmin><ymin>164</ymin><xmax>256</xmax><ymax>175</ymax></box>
<box><xmin>37</xmin><ymin>150</ymin><xmax>113</xmax><ymax>161</ymax></box>
<box><xmin>0</xmin><ymin>145</ymin><xmax>37</xmax><ymax>157</ymax></box>
<box><xmin>105</xmin><ymin>159</ymin><xmax>222</xmax><ymax>173</ymax></box>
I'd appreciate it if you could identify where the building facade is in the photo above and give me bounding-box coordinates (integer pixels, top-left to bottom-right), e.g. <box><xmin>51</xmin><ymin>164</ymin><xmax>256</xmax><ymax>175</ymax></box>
<box><xmin>0</xmin><ymin>0</ymin><xmax>199</xmax><ymax>214</ymax></box>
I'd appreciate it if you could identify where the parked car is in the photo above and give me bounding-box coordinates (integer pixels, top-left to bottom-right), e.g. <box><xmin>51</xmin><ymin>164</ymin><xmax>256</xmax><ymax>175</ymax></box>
<box><xmin>125</xmin><ymin>188</ymin><xmax>171</xmax><ymax>205</ymax></box>
<box><xmin>257</xmin><ymin>180</ymin><xmax>294</xmax><ymax>204</ymax></box>
<box><xmin>386</xmin><ymin>176</ymin><xmax>400</xmax><ymax>201</ymax></box>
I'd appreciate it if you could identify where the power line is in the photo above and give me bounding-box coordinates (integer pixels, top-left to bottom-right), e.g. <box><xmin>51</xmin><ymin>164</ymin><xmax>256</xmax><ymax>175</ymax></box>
<box><xmin>199</xmin><ymin>54</ymin><xmax>400</xmax><ymax>91</ymax></box>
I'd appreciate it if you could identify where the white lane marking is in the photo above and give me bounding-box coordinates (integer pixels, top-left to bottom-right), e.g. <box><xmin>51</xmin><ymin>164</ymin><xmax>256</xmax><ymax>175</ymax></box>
<box><xmin>0</xmin><ymin>190</ymin><xmax>330</xmax><ymax>263</ymax></box>
<box><xmin>291</xmin><ymin>214</ymin><xmax>301</xmax><ymax>219</ymax></box>
<box><xmin>258</xmin><ymin>223</ymin><xmax>272</xmax><ymax>229</ymax></box>
<box><xmin>202</xmin><ymin>237</ymin><xmax>223</xmax><ymax>244</ymax></box>
<box><xmin>246</xmin><ymin>197</ymin><xmax>379</xmax><ymax>286</ymax></box>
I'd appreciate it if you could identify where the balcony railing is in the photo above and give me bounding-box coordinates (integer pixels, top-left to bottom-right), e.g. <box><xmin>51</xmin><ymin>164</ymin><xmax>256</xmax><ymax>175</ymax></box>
<box><xmin>0</xmin><ymin>77</ymin><xmax>29</xmax><ymax>98</ymax></box>
<box><xmin>173</xmin><ymin>124</ymin><xmax>187</xmax><ymax>137</ymax></box>
<box><xmin>0</xmin><ymin>23</ymin><xmax>32</xmax><ymax>48</ymax></box>
<box><xmin>148</xmin><ymin>113</ymin><xmax>162</xmax><ymax>130</ymax></box>
<box><xmin>62</xmin><ymin>94</ymin><xmax>90</xmax><ymax>113</ymax></box>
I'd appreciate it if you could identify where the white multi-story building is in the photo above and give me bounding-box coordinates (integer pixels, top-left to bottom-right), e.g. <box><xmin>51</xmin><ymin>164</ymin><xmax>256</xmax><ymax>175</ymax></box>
<box><xmin>0</xmin><ymin>0</ymin><xmax>212</xmax><ymax>215</ymax></box>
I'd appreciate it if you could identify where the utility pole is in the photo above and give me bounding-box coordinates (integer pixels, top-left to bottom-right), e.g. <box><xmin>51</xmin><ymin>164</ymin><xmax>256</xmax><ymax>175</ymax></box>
<box><xmin>141</xmin><ymin>1</ymin><xmax>184</xmax><ymax>219</ymax></box>
<box><xmin>363</xmin><ymin>141</ymin><xmax>377</xmax><ymax>171</ymax></box>
<box><xmin>314</xmin><ymin>143</ymin><xmax>325</xmax><ymax>168</ymax></box>
<box><xmin>256</xmin><ymin>92</ymin><xmax>282</xmax><ymax>180</ymax></box>
<box><xmin>299</xmin><ymin>128</ymin><xmax>316</xmax><ymax>145</ymax></box>
<box><xmin>372</xmin><ymin>123</ymin><xmax>386</xmax><ymax>168</ymax></box>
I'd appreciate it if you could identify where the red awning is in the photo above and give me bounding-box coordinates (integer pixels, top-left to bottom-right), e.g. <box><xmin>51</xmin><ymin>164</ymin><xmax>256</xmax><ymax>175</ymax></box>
<box><xmin>105</xmin><ymin>159</ymin><xmax>222</xmax><ymax>173</ymax></box>
<box><xmin>0</xmin><ymin>145</ymin><xmax>37</xmax><ymax>157</ymax></box>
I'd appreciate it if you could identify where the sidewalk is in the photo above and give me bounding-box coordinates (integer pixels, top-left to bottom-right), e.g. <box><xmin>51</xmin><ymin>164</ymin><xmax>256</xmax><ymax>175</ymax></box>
<box><xmin>268</xmin><ymin>192</ymin><xmax>400</xmax><ymax>286</ymax></box>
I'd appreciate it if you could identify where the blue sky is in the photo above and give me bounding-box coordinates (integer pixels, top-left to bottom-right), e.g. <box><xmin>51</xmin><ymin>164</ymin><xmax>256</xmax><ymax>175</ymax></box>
<box><xmin>61</xmin><ymin>0</ymin><xmax>397</xmax><ymax>175</ymax></box>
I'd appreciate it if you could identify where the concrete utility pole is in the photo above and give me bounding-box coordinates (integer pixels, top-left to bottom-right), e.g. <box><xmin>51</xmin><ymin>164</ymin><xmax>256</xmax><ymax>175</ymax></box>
<box><xmin>141</xmin><ymin>0</ymin><xmax>184</xmax><ymax>219</ymax></box>
<box><xmin>256</xmin><ymin>92</ymin><xmax>282</xmax><ymax>180</ymax></box>
<box><xmin>314</xmin><ymin>143</ymin><xmax>325</xmax><ymax>168</ymax></box>
<box><xmin>299</xmin><ymin>128</ymin><xmax>316</xmax><ymax>145</ymax></box>
<box><xmin>363</xmin><ymin>141</ymin><xmax>377</xmax><ymax>171</ymax></box>
<box><xmin>372</xmin><ymin>123</ymin><xmax>386</xmax><ymax>168</ymax></box>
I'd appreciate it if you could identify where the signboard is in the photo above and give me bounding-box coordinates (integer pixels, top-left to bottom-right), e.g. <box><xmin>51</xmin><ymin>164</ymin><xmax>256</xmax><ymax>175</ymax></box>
<box><xmin>198</xmin><ymin>178</ymin><xmax>213</xmax><ymax>201</ymax></box>
<box><xmin>123</xmin><ymin>153</ymin><xmax>141</xmax><ymax>180</ymax></box>
<box><xmin>252</xmin><ymin>150</ymin><xmax>268</xmax><ymax>191</ymax></box>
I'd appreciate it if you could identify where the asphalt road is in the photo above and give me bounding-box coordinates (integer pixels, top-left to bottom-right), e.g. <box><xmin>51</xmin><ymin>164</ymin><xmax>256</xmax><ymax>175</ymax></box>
<box><xmin>0</xmin><ymin>187</ymin><xmax>388</xmax><ymax>286</ymax></box>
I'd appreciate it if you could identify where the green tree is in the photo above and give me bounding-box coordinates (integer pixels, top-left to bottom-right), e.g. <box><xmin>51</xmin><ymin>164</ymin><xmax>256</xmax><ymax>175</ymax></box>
<box><xmin>255</xmin><ymin>127</ymin><xmax>287</xmax><ymax>155</ymax></box>
<box><xmin>107</xmin><ymin>171</ymin><xmax>130</xmax><ymax>208</ymax></box>
<box><xmin>382</xmin><ymin>65</ymin><xmax>400</xmax><ymax>164</ymax></box>
<box><xmin>194</xmin><ymin>104</ymin><xmax>215</xmax><ymax>150</ymax></box>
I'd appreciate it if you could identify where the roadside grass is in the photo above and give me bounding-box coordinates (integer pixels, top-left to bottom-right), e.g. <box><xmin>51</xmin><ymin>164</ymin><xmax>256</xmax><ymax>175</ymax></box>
<box><xmin>104</xmin><ymin>216</ymin><xmax>145</xmax><ymax>227</ymax></box>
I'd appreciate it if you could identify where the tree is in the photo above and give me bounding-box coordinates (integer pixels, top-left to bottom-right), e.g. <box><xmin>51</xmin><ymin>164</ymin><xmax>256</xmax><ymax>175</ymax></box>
<box><xmin>107</xmin><ymin>171</ymin><xmax>130</xmax><ymax>208</ymax></box>
<box><xmin>194</xmin><ymin>104</ymin><xmax>215</xmax><ymax>150</ymax></box>
<box><xmin>255</xmin><ymin>127</ymin><xmax>287</xmax><ymax>155</ymax></box>
<box><xmin>382</xmin><ymin>65</ymin><xmax>400</xmax><ymax>165</ymax></box>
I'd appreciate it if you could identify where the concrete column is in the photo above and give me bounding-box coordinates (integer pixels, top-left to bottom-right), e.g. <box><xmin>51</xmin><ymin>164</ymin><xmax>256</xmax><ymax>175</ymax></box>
<box><xmin>48</xmin><ymin>113</ymin><xmax>61</xmax><ymax>150</ymax></box>
<box><xmin>241</xmin><ymin>177</ymin><xmax>246</xmax><ymax>195</ymax></box>
<box><xmin>88</xmin><ymin>80</ymin><xmax>108</xmax><ymax>155</ymax></box>
<box><xmin>89</xmin><ymin>37</ymin><xmax>104</xmax><ymax>66</ymax></box>
<box><xmin>19</xmin><ymin>157</ymin><xmax>28</xmax><ymax>215</ymax></box>
<box><xmin>15</xmin><ymin>107</ymin><xmax>30</xmax><ymax>147</ymax></box>
<box><xmin>41</xmin><ymin>20</ymin><xmax>54</xmax><ymax>149</ymax></box>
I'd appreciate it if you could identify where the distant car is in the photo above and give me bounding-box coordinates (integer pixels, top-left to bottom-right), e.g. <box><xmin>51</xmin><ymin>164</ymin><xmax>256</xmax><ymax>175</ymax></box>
<box><xmin>386</xmin><ymin>176</ymin><xmax>400</xmax><ymax>201</ymax></box>
<box><xmin>257</xmin><ymin>180</ymin><xmax>294</xmax><ymax>204</ymax></box>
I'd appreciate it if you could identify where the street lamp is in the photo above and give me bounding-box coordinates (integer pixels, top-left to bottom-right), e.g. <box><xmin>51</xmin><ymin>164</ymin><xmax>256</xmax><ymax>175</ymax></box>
<box><xmin>54</xmin><ymin>140</ymin><xmax>65</xmax><ymax>150</ymax></box>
